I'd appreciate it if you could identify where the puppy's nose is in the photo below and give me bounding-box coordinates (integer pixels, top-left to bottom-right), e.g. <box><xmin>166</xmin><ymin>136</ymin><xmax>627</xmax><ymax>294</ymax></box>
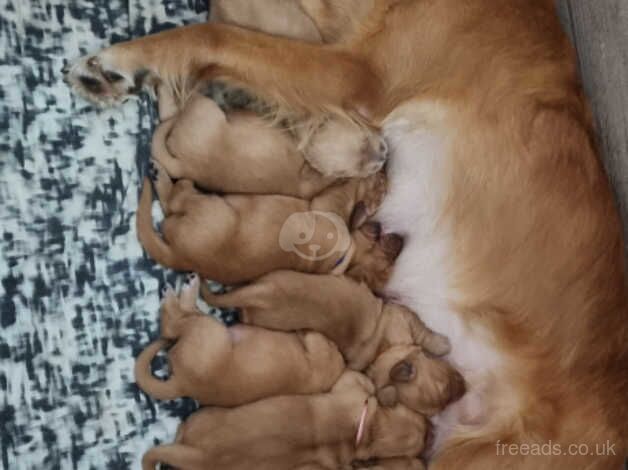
<box><xmin>61</xmin><ymin>63</ymin><xmax>70</xmax><ymax>75</ymax></box>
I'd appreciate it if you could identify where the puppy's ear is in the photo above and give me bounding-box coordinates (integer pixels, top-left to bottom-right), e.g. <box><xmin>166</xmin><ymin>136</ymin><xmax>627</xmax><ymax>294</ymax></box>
<box><xmin>376</xmin><ymin>385</ymin><xmax>398</xmax><ymax>407</ymax></box>
<box><xmin>446</xmin><ymin>370</ymin><xmax>466</xmax><ymax>405</ymax></box>
<box><xmin>360</xmin><ymin>220</ymin><xmax>382</xmax><ymax>241</ymax></box>
<box><xmin>380</xmin><ymin>233</ymin><xmax>404</xmax><ymax>261</ymax></box>
<box><xmin>350</xmin><ymin>201</ymin><xmax>369</xmax><ymax>230</ymax></box>
<box><xmin>389</xmin><ymin>359</ymin><xmax>416</xmax><ymax>382</ymax></box>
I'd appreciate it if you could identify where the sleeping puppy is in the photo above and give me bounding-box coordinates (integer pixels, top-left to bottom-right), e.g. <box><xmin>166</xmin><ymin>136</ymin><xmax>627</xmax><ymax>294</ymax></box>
<box><xmin>141</xmin><ymin>371</ymin><xmax>430</xmax><ymax>470</ymax></box>
<box><xmin>134</xmin><ymin>274</ymin><xmax>343</xmax><ymax>406</ymax></box>
<box><xmin>199</xmin><ymin>269</ymin><xmax>448</xmax><ymax>371</ymax></box>
<box><xmin>136</xmin><ymin>161</ymin><xmax>387</xmax><ymax>286</ymax></box>
<box><xmin>152</xmin><ymin>93</ymin><xmax>388</xmax><ymax>198</ymax></box>
<box><xmin>368</xmin><ymin>345</ymin><xmax>466</xmax><ymax>417</ymax></box>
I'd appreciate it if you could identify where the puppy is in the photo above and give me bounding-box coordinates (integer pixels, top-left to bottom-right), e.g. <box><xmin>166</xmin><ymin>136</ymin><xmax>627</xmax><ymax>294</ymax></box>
<box><xmin>368</xmin><ymin>345</ymin><xmax>466</xmax><ymax>417</ymax></box>
<box><xmin>135</xmin><ymin>274</ymin><xmax>343</xmax><ymax>406</ymax></box>
<box><xmin>136</xmin><ymin>161</ymin><xmax>386</xmax><ymax>285</ymax></box>
<box><xmin>152</xmin><ymin>93</ymin><xmax>388</xmax><ymax>198</ymax></box>
<box><xmin>199</xmin><ymin>270</ymin><xmax>447</xmax><ymax>372</ymax></box>
<box><xmin>141</xmin><ymin>371</ymin><xmax>429</xmax><ymax>470</ymax></box>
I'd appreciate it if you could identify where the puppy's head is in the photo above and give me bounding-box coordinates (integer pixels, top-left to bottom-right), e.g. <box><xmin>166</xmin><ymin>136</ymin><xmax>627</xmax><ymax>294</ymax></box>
<box><xmin>346</xmin><ymin>222</ymin><xmax>403</xmax><ymax>292</ymax></box>
<box><xmin>301</xmin><ymin>116</ymin><xmax>388</xmax><ymax>178</ymax></box>
<box><xmin>363</xmin><ymin>401</ymin><xmax>429</xmax><ymax>459</ymax></box>
<box><xmin>368</xmin><ymin>345</ymin><xmax>466</xmax><ymax>416</ymax></box>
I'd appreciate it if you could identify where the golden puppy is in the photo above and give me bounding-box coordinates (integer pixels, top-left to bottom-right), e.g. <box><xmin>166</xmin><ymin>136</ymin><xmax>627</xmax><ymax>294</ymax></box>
<box><xmin>152</xmin><ymin>93</ymin><xmax>388</xmax><ymax>198</ymax></box>
<box><xmin>136</xmin><ymin>160</ymin><xmax>386</xmax><ymax>285</ymax></box>
<box><xmin>141</xmin><ymin>371</ymin><xmax>429</xmax><ymax>470</ymax></box>
<box><xmin>200</xmin><ymin>270</ymin><xmax>448</xmax><ymax>371</ymax></box>
<box><xmin>135</xmin><ymin>274</ymin><xmax>343</xmax><ymax>406</ymax></box>
<box><xmin>368</xmin><ymin>345</ymin><xmax>466</xmax><ymax>417</ymax></box>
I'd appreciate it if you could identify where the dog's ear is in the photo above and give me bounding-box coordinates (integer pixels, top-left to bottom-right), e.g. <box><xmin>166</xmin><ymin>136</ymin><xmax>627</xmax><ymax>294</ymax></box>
<box><xmin>350</xmin><ymin>201</ymin><xmax>369</xmax><ymax>230</ymax></box>
<box><xmin>446</xmin><ymin>370</ymin><xmax>466</xmax><ymax>405</ymax></box>
<box><xmin>376</xmin><ymin>385</ymin><xmax>398</xmax><ymax>407</ymax></box>
<box><xmin>380</xmin><ymin>233</ymin><xmax>404</xmax><ymax>261</ymax></box>
<box><xmin>389</xmin><ymin>359</ymin><xmax>416</xmax><ymax>382</ymax></box>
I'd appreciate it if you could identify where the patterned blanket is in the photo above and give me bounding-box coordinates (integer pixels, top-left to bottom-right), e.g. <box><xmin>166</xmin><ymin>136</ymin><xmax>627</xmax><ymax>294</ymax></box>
<box><xmin>0</xmin><ymin>1</ymin><xmax>224</xmax><ymax>468</ymax></box>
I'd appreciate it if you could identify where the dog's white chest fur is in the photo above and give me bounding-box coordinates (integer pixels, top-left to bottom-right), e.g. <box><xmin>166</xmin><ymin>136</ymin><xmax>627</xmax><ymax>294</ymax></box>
<box><xmin>378</xmin><ymin>112</ymin><xmax>503</xmax><ymax>446</ymax></box>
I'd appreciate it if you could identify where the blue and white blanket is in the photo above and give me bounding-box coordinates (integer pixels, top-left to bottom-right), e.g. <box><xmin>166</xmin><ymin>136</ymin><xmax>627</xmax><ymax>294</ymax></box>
<box><xmin>0</xmin><ymin>1</ymin><xmax>229</xmax><ymax>468</ymax></box>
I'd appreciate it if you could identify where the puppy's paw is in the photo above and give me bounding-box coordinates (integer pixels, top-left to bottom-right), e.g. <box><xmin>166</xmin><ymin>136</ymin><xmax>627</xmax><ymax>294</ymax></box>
<box><xmin>160</xmin><ymin>283</ymin><xmax>175</xmax><ymax>302</ymax></box>
<box><xmin>63</xmin><ymin>51</ymin><xmax>151</xmax><ymax>106</ymax></box>
<box><xmin>182</xmin><ymin>273</ymin><xmax>199</xmax><ymax>289</ymax></box>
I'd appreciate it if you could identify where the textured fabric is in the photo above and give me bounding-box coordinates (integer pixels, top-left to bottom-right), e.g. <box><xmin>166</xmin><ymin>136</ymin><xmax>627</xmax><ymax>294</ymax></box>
<box><xmin>0</xmin><ymin>1</ymin><xmax>225</xmax><ymax>468</ymax></box>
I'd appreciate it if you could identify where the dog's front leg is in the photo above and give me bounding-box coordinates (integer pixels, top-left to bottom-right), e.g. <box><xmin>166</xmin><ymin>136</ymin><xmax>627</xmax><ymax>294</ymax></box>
<box><xmin>64</xmin><ymin>23</ymin><xmax>381</xmax><ymax>116</ymax></box>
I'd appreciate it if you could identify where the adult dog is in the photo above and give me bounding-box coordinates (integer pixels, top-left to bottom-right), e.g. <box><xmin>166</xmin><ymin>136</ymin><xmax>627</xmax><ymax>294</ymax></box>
<box><xmin>65</xmin><ymin>1</ymin><xmax>628</xmax><ymax>468</ymax></box>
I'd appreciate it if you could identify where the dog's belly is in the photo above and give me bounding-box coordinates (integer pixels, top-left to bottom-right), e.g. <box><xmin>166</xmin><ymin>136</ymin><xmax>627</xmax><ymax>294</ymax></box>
<box><xmin>378</xmin><ymin>114</ymin><xmax>503</xmax><ymax>450</ymax></box>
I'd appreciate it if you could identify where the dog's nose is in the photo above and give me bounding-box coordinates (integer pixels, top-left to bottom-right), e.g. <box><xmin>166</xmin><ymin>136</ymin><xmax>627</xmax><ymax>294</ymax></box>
<box><xmin>61</xmin><ymin>63</ymin><xmax>70</xmax><ymax>75</ymax></box>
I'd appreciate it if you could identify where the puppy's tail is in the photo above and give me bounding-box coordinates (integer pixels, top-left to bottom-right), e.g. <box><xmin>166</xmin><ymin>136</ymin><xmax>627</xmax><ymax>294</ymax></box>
<box><xmin>142</xmin><ymin>444</ymin><xmax>205</xmax><ymax>470</ymax></box>
<box><xmin>136</xmin><ymin>178</ymin><xmax>186</xmax><ymax>271</ymax></box>
<box><xmin>134</xmin><ymin>339</ymin><xmax>182</xmax><ymax>401</ymax></box>
<box><xmin>151</xmin><ymin>119</ymin><xmax>184</xmax><ymax>177</ymax></box>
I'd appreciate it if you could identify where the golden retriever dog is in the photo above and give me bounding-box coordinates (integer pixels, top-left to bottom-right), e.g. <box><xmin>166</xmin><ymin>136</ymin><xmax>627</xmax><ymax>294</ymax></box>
<box><xmin>66</xmin><ymin>0</ymin><xmax>628</xmax><ymax>467</ymax></box>
<box><xmin>136</xmin><ymin>159</ymin><xmax>387</xmax><ymax>285</ymax></box>
<box><xmin>152</xmin><ymin>93</ymin><xmax>388</xmax><ymax>198</ymax></box>
<box><xmin>134</xmin><ymin>274</ymin><xmax>343</xmax><ymax>406</ymax></box>
<box><xmin>141</xmin><ymin>371</ymin><xmax>430</xmax><ymax>470</ymax></box>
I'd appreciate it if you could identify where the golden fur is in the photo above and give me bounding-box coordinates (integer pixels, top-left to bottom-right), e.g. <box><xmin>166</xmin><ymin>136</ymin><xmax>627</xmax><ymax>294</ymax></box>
<box><xmin>136</xmin><ymin>159</ymin><xmax>387</xmax><ymax>285</ymax></box>
<box><xmin>141</xmin><ymin>371</ymin><xmax>430</xmax><ymax>470</ymax></box>
<box><xmin>134</xmin><ymin>274</ymin><xmax>344</xmax><ymax>406</ymax></box>
<box><xmin>66</xmin><ymin>0</ymin><xmax>628</xmax><ymax>467</ymax></box>
<box><xmin>151</xmin><ymin>93</ymin><xmax>387</xmax><ymax>198</ymax></box>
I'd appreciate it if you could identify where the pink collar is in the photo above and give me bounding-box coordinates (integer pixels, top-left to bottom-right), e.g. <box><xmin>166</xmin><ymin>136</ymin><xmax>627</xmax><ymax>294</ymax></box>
<box><xmin>355</xmin><ymin>399</ymin><xmax>369</xmax><ymax>447</ymax></box>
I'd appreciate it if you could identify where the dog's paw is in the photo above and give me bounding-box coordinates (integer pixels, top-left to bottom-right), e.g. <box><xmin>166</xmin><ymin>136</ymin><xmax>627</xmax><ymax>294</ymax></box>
<box><xmin>160</xmin><ymin>283</ymin><xmax>175</xmax><ymax>301</ymax></box>
<box><xmin>182</xmin><ymin>273</ymin><xmax>199</xmax><ymax>289</ymax></box>
<box><xmin>63</xmin><ymin>52</ymin><xmax>150</xmax><ymax>106</ymax></box>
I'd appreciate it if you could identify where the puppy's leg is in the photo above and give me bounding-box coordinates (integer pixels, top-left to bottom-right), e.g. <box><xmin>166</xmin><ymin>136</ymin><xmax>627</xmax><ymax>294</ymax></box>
<box><xmin>406</xmin><ymin>311</ymin><xmax>451</xmax><ymax>357</ymax></box>
<box><xmin>151</xmin><ymin>120</ymin><xmax>185</xmax><ymax>179</ymax></box>
<box><xmin>142</xmin><ymin>444</ymin><xmax>205</xmax><ymax>470</ymax></box>
<box><xmin>179</xmin><ymin>273</ymin><xmax>201</xmax><ymax>310</ymax></box>
<box><xmin>65</xmin><ymin>23</ymin><xmax>381</xmax><ymax>116</ymax></box>
<box><xmin>157</xmin><ymin>83</ymin><xmax>180</xmax><ymax>121</ymax></box>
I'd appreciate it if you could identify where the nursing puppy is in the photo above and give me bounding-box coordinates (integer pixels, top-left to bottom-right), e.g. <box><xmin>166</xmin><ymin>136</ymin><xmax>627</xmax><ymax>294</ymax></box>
<box><xmin>136</xmin><ymin>161</ymin><xmax>386</xmax><ymax>285</ymax></box>
<box><xmin>141</xmin><ymin>371</ymin><xmax>429</xmax><ymax>470</ymax></box>
<box><xmin>67</xmin><ymin>0</ymin><xmax>628</xmax><ymax>467</ymax></box>
<box><xmin>135</xmin><ymin>274</ymin><xmax>343</xmax><ymax>406</ymax></box>
<box><xmin>368</xmin><ymin>345</ymin><xmax>466</xmax><ymax>418</ymax></box>
<box><xmin>152</xmin><ymin>93</ymin><xmax>388</xmax><ymax>198</ymax></box>
<box><xmin>200</xmin><ymin>270</ymin><xmax>448</xmax><ymax>371</ymax></box>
